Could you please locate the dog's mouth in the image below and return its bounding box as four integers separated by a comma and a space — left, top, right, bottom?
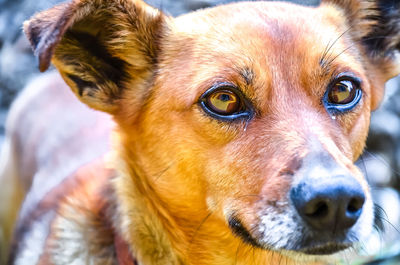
228, 216, 264, 248
300, 243, 350, 255
228, 215, 351, 255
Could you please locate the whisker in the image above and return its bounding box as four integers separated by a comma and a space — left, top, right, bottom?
320, 39, 332, 66
363, 150, 400, 178
320, 26, 353, 68
356, 237, 369, 256
325, 43, 357, 67
377, 215, 400, 234
321, 31, 399, 71
153, 162, 174, 183
188, 211, 214, 250
374, 203, 386, 232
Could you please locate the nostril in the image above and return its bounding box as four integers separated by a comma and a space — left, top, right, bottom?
291, 176, 366, 232
348, 198, 361, 213
346, 196, 365, 216
305, 200, 329, 219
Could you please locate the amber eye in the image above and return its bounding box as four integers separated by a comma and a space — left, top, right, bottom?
199, 84, 253, 121
324, 76, 362, 113
328, 80, 356, 104
206, 90, 241, 115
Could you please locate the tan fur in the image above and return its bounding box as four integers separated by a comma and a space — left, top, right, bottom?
0, 137, 22, 265
2, 0, 400, 264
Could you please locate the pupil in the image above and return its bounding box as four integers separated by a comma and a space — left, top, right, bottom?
337, 84, 348, 92
219, 94, 231, 101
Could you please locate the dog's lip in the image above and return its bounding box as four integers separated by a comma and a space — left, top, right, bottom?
299, 242, 350, 255
228, 215, 352, 255
228, 215, 263, 248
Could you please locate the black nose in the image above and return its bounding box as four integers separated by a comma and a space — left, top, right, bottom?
290, 176, 365, 232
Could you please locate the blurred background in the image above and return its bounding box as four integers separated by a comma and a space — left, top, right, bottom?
0, 0, 399, 264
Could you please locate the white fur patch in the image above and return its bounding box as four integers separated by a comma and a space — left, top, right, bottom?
14, 211, 55, 265
257, 202, 302, 249
255, 183, 374, 263
49, 206, 117, 265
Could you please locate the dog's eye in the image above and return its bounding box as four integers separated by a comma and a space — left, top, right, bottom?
328, 80, 356, 104
324, 76, 362, 113
199, 84, 253, 121
206, 90, 240, 115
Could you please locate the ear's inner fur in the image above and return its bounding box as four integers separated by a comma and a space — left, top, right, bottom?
60, 29, 126, 98
362, 0, 400, 57
323, 0, 400, 59
53, 11, 128, 106
24, 0, 167, 113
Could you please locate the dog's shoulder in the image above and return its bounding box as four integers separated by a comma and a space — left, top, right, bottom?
9, 157, 121, 265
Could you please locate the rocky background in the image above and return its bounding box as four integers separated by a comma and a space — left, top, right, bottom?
0, 0, 399, 263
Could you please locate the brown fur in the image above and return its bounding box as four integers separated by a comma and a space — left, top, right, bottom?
1, 0, 400, 264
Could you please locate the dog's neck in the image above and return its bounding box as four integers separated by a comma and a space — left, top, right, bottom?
111, 138, 320, 265
111, 149, 184, 264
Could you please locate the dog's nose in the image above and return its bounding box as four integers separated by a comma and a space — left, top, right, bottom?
290, 176, 365, 232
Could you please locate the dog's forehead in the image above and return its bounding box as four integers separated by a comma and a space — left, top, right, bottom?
168, 2, 354, 77
161, 2, 358, 103
174, 1, 345, 44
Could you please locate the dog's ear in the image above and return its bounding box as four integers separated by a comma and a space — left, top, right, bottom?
24, 0, 167, 113
321, 0, 400, 109
322, 0, 400, 79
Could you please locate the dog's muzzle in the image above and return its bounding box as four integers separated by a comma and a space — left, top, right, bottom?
226, 151, 370, 256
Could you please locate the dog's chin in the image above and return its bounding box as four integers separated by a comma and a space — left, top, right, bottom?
276, 248, 350, 264
228, 216, 352, 258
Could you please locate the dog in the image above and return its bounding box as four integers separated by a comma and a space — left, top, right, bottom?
1, 0, 400, 264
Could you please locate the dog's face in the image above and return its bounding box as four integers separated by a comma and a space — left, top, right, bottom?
25, 0, 400, 263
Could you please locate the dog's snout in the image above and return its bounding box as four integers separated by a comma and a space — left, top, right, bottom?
290, 176, 365, 232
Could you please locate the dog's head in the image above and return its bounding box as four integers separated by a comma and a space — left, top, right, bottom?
24, 0, 400, 262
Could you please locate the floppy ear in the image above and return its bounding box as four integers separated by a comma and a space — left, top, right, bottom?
24, 0, 167, 113
322, 0, 400, 78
